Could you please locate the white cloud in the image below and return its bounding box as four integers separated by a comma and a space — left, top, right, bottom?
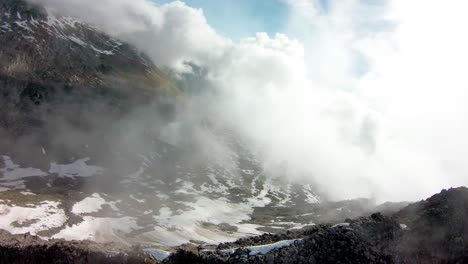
29, 0, 468, 202
29, 0, 229, 72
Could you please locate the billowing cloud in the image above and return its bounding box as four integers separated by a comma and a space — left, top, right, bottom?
28, 0, 468, 202
28, 0, 229, 72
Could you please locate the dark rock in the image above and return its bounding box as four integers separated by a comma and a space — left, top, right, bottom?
0, 230, 156, 263
165, 187, 468, 264
393, 187, 468, 263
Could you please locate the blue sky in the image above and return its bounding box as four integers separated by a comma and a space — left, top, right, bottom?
152, 0, 290, 40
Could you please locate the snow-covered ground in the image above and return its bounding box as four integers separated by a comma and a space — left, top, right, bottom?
49, 158, 103, 178
0, 156, 46, 190
141, 196, 264, 246
0, 156, 104, 191
0, 153, 322, 246
0, 201, 66, 235
53, 216, 139, 242
71, 193, 107, 214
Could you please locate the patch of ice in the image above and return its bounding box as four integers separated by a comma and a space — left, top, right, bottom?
218, 239, 301, 256
144, 249, 171, 262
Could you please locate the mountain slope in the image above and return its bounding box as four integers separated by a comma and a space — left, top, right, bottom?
0, 0, 178, 138
0, 0, 403, 249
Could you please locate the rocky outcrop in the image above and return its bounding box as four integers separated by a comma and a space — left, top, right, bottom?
163, 214, 398, 264
163, 187, 468, 264
0, 230, 157, 264
393, 187, 468, 263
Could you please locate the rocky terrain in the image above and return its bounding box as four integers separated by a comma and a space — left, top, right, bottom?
161, 187, 468, 264
0, 187, 466, 263
0, 230, 155, 264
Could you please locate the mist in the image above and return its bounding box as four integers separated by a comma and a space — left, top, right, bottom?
26, 0, 468, 203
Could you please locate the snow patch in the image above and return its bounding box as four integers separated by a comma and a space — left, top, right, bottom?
14, 20, 33, 32
90, 45, 114, 55
129, 194, 145, 203
289, 223, 315, 230
1, 156, 47, 178
0, 201, 66, 235
49, 158, 103, 178
304, 184, 321, 204
68, 35, 87, 46
20, 191, 35, 196
72, 193, 107, 214
145, 196, 261, 246
53, 216, 138, 242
